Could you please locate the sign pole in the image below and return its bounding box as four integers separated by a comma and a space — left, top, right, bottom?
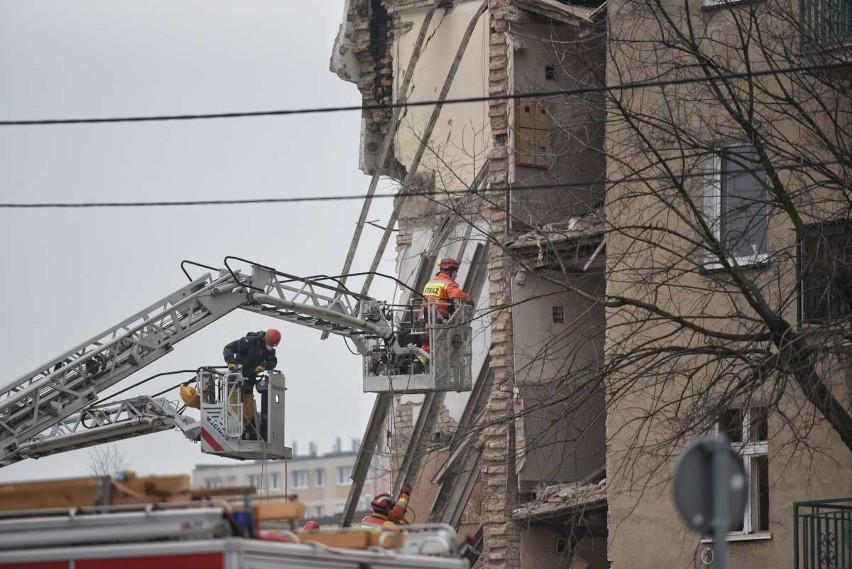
711, 438, 730, 569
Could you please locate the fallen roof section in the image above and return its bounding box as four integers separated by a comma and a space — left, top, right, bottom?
512, 479, 607, 523
514, 0, 606, 25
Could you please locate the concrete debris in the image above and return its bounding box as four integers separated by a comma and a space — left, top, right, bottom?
512, 479, 607, 520
512, 210, 606, 248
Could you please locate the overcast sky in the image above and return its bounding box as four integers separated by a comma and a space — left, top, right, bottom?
0, 2, 399, 482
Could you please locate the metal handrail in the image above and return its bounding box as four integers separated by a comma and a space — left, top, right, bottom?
793, 497, 852, 569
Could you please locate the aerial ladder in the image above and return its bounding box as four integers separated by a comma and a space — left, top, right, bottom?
0, 257, 473, 468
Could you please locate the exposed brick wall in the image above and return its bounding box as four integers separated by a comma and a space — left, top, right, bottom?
392, 398, 418, 471
348, 0, 394, 134
481, 1, 521, 568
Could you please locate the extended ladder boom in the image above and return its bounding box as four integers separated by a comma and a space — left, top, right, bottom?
0, 262, 398, 466
11, 396, 198, 464
0, 271, 247, 465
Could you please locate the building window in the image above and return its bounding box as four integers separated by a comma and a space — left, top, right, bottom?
248, 474, 263, 492
552, 306, 564, 324
799, 220, 852, 323
270, 472, 280, 491
704, 146, 769, 266
544, 65, 556, 81
315, 468, 326, 487
514, 99, 552, 168
204, 478, 220, 489
334, 502, 346, 514
315, 505, 325, 518
292, 470, 309, 489
801, 0, 852, 47
719, 407, 770, 534
337, 465, 353, 485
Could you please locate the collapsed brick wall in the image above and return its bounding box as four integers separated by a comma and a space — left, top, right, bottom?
347, 0, 395, 139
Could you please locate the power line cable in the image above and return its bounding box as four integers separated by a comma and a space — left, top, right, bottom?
0, 62, 847, 127
0, 156, 840, 209
0, 159, 840, 209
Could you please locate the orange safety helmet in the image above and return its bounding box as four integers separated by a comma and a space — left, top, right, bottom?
438, 258, 461, 272
265, 328, 282, 346
370, 492, 393, 515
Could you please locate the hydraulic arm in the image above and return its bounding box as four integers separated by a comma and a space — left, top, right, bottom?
0, 259, 466, 467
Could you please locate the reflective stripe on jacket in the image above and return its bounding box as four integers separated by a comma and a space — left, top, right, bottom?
422, 272, 471, 318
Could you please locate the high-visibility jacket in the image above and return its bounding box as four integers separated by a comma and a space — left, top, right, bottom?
422, 272, 472, 319
361, 490, 410, 529
360, 514, 400, 529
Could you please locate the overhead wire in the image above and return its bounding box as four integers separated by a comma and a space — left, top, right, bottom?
0, 159, 842, 209
0, 62, 847, 127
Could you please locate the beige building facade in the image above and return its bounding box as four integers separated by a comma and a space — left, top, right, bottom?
192, 438, 389, 525
604, 0, 852, 567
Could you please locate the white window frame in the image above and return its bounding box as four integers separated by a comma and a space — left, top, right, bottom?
703, 149, 770, 269
204, 478, 220, 489
248, 474, 263, 492
315, 468, 326, 487
292, 470, 309, 489
702, 0, 747, 6
337, 465, 353, 486
715, 407, 771, 537
270, 472, 280, 491
314, 504, 325, 518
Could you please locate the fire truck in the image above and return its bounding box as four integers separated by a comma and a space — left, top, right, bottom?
0, 500, 471, 568
0, 257, 474, 467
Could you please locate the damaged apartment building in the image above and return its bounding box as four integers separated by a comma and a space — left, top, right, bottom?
334, 1, 852, 569
331, 1, 608, 568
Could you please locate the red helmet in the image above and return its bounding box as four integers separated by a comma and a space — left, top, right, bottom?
439, 258, 461, 272
304, 520, 320, 530
370, 492, 393, 514
265, 329, 281, 346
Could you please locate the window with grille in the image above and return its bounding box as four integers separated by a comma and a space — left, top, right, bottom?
801, 0, 852, 47
799, 220, 852, 323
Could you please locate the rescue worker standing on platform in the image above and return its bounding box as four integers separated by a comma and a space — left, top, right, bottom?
223, 328, 280, 439
422, 258, 473, 319
416, 258, 473, 372
361, 484, 413, 529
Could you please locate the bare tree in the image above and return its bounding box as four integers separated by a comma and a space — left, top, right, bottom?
87, 443, 131, 477
600, 0, 851, 463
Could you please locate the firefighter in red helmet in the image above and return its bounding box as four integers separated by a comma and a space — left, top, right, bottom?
222, 329, 281, 439
361, 484, 413, 529
415, 258, 473, 372
422, 258, 473, 320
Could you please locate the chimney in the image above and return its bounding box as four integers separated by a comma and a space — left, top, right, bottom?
351, 438, 361, 452
291, 441, 298, 457
334, 437, 342, 453
309, 442, 317, 457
